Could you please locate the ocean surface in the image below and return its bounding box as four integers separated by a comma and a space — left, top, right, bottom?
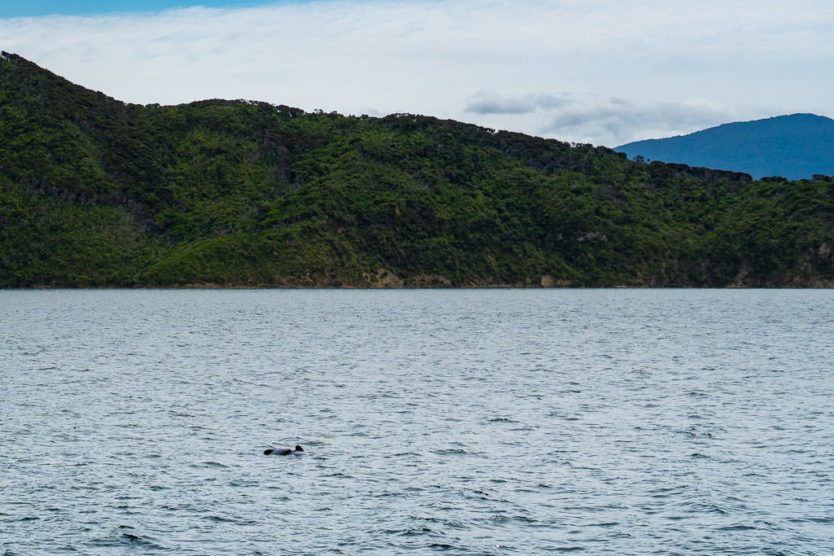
1, 289, 832, 554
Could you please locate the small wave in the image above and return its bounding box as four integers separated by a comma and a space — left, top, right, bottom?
487, 417, 518, 423
467, 488, 493, 499
120, 533, 161, 547
788, 516, 834, 524
411, 515, 467, 530
716, 524, 757, 531
386, 526, 434, 537
676, 426, 715, 439
373, 491, 406, 499
648, 485, 688, 498
228, 479, 261, 488
206, 515, 258, 525
206, 515, 236, 523
698, 503, 727, 515
485, 513, 539, 528
88, 526, 166, 550
201, 461, 228, 468
433, 448, 467, 455
589, 522, 619, 528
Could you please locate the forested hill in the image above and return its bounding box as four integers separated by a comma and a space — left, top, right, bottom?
1, 52, 832, 288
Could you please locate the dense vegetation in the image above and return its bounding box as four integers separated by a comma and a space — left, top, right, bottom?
1, 52, 832, 287
616, 113, 834, 180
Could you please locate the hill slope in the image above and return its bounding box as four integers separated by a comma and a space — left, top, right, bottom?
1, 52, 832, 287
616, 114, 834, 180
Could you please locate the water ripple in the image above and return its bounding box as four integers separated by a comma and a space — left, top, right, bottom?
2, 289, 833, 554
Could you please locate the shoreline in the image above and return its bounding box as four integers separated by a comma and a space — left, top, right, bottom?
11, 282, 834, 290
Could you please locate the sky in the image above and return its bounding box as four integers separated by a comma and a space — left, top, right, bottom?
1, 0, 832, 146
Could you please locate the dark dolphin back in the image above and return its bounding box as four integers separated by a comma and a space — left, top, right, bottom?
264, 445, 304, 456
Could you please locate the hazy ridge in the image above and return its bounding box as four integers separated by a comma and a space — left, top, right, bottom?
616, 114, 834, 180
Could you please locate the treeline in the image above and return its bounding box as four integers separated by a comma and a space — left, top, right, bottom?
1, 52, 832, 287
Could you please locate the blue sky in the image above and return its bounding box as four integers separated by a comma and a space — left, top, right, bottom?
2, 0, 832, 146
0, 1, 277, 17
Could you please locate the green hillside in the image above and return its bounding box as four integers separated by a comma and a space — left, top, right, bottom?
1, 52, 832, 287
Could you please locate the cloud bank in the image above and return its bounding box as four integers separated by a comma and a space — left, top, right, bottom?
465, 92, 574, 116
466, 92, 738, 146
1, 0, 832, 145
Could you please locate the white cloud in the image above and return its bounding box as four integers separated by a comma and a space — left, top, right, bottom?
538, 96, 741, 147
460, 92, 742, 146
1, 0, 832, 145
465, 91, 575, 115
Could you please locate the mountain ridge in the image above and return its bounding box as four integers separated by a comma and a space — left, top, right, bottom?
615, 114, 834, 180
1, 52, 832, 287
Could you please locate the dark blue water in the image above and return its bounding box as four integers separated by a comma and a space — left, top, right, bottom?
2, 289, 833, 554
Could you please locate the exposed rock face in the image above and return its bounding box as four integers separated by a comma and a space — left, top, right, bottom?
366, 268, 404, 288
409, 275, 453, 287
540, 275, 571, 287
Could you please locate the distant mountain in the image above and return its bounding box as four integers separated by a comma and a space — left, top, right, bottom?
616, 114, 834, 180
